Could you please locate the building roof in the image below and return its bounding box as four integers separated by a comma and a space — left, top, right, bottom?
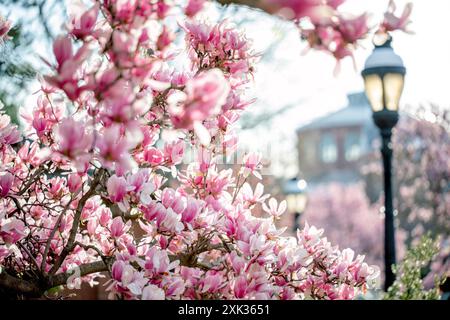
296, 92, 373, 133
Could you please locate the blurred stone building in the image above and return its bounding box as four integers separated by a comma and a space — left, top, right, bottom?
279, 92, 383, 234
296, 92, 378, 187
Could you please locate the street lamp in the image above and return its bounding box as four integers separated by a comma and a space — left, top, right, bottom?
361, 33, 406, 291
283, 178, 308, 232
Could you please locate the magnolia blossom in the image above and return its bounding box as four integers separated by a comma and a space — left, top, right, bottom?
54, 118, 93, 167
0, 172, 13, 198
0, 104, 21, 148
262, 198, 287, 219
381, 0, 413, 33
142, 284, 165, 300
0, 15, 11, 41
0, 209, 25, 244
169, 69, 230, 130
185, 0, 206, 17
44, 35, 91, 100
69, 4, 99, 39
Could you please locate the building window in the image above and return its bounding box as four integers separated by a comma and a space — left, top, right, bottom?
344, 132, 361, 161
320, 133, 337, 163
303, 138, 316, 165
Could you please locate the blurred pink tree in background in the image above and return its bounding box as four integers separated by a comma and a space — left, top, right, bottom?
301, 183, 406, 269
302, 107, 449, 288
362, 107, 450, 244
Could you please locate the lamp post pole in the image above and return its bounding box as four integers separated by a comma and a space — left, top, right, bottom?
374, 111, 399, 291
381, 129, 396, 291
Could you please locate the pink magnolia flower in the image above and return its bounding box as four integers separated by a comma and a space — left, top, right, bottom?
142, 284, 165, 300
47, 177, 66, 199
233, 275, 248, 298
69, 4, 99, 39
169, 69, 230, 130
107, 175, 132, 212
55, 118, 93, 163
67, 173, 83, 193
0, 172, 14, 197
338, 13, 369, 43
163, 277, 185, 298
241, 152, 263, 179
205, 169, 233, 198
181, 197, 203, 224
142, 201, 166, 222
99, 208, 112, 227
262, 0, 323, 20
0, 15, 11, 41
143, 147, 164, 166
262, 198, 287, 219
20, 95, 64, 142
237, 234, 269, 257
96, 125, 134, 170
44, 35, 91, 100
0, 216, 26, 244
145, 247, 179, 275
159, 208, 184, 233
156, 25, 175, 51
87, 217, 98, 236
0, 112, 21, 147
240, 183, 270, 206
161, 188, 186, 214
381, 0, 413, 33
200, 271, 223, 293
110, 216, 129, 238
297, 222, 324, 247
229, 251, 246, 274
109, 260, 148, 297
185, 0, 206, 17
163, 139, 185, 166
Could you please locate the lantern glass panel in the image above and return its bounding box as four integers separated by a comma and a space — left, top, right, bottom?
364, 74, 384, 112
383, 73, 404, 111
286, 194, 297, 213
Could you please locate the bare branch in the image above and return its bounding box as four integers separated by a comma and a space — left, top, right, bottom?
0, 272, 41, 297
217, 0, 276, 14
49, 169, 106, 275
49, 260, 109, 288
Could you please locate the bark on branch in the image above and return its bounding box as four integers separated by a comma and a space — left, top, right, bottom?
49, 260, 110, 288
0, 271, 41, 297
49, 169, 106, 275
216, 0, 277, 14
0, 260, 110, 298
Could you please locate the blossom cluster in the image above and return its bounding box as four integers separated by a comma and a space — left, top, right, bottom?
291, 0, 413, 63
0, 0, 379, 300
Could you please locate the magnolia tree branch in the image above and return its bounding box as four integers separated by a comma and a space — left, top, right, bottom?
49, 260, 110, 288
0, 260, 109, 297
48, 169, 106, 275
217, 0, 276, 14
0, 271, 41, 297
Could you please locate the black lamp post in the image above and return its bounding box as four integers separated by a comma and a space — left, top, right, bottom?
283, 178, 308, 232
361, 33, 406, 291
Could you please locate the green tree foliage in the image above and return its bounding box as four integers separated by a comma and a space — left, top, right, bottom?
384, 235, 443, 300
0, 0, 65, 124
0, 23, 35, 124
